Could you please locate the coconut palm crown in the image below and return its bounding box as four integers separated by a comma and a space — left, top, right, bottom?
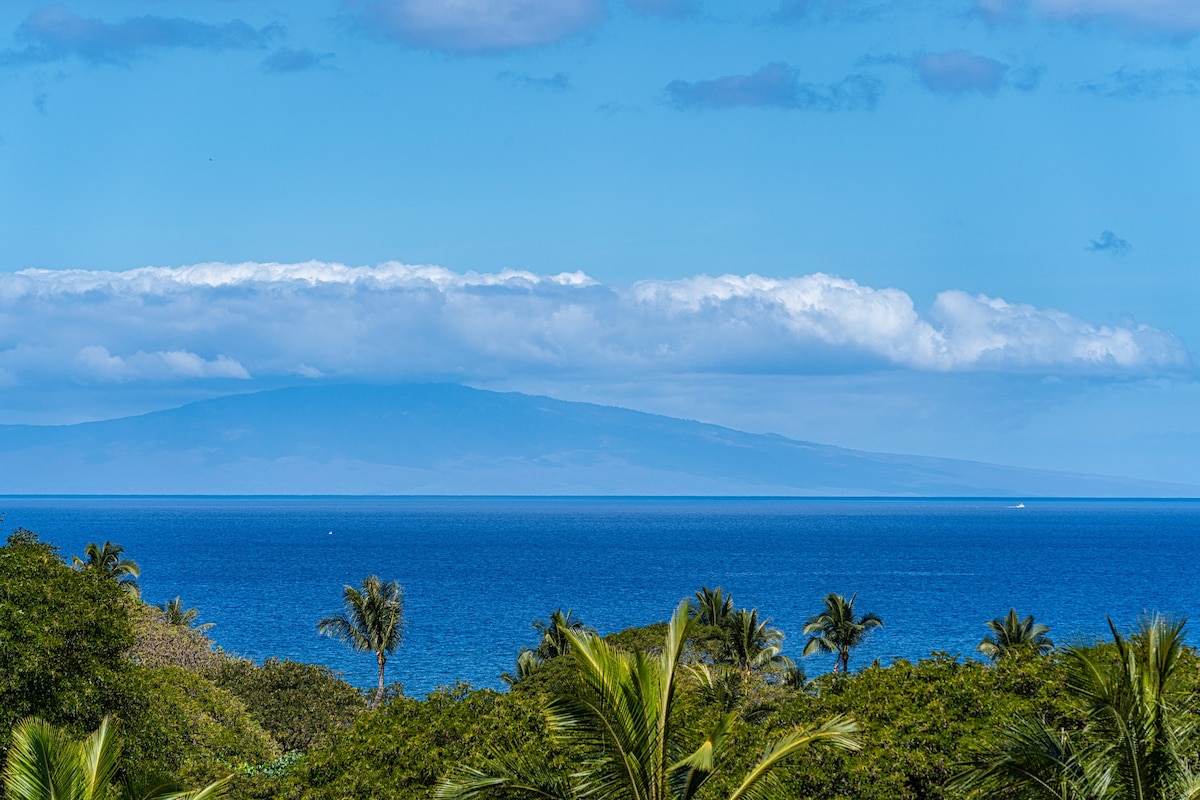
692, 586, 735, 627
317, 575, 404, 707
159, 597, 215, 634
532, 609, 594, 660
72, 541, 141, 598
977, 609, 1054, 661
802, 592, 882, 674
721, 607, 792, 675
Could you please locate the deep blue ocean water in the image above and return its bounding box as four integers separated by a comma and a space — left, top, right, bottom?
3, 497, 1199, 695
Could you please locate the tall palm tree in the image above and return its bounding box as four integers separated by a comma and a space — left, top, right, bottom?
953, 615, 1200, 800
802, 593, 882, 674
73, 541, 141, 598
3, 716, 228, 800
532, 609, 594, 660
692, 586, 735, 627
317, 575, 404, 707
159, 597, 215, 634
720, 607, 792, 675
977, 609, 1054, 661
437, 600, 860, 800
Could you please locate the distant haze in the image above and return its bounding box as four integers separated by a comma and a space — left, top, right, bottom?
0, 384, 1193, 497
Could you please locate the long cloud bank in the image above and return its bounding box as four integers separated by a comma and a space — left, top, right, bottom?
0, 262, 1187, 387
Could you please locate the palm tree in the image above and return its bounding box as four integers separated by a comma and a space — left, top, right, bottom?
692, 586, 735, 626
720, 607, 792, 675
73, 541, 141, 598
802, 592, 882, 674
501, 650, 544, 687
3, 716, 228, 800
159, 597, 215, 633
437, 600, 860, 800
953, 614, 1200, 800
317, 575, 404, 707
977, 609, 1054, 661
532, 609, 594, 660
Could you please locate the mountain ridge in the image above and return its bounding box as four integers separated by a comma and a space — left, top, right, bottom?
0, 383, 1194, 497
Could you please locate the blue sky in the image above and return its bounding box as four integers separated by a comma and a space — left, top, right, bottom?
1, 0, 1198, 485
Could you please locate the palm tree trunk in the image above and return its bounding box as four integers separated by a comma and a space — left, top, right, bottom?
375, 651, 387, 707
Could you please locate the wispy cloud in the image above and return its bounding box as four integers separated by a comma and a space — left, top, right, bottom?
0, 263, 1185, 390
771, 0, 895, 25
1079, 64, 1200, 98
75, 346, 250, 382
341, 0, 604, 54
1087, 230, 1133, 256
261, 47, 334, 73
497, 70, 571, 91
974, 0, 1200, 39
666, 63, 882, 111
0, 5, 282, 68
625, 0, 695, 18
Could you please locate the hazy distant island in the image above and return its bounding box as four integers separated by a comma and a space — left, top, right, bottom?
0, 383, 1195, 497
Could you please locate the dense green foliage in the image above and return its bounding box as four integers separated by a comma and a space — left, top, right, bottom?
0, 532, 135, 745
210, 659, 365, 753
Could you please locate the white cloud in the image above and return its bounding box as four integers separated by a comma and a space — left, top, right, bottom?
0, 262, 1187, 388
342, 0, 604, 53
74, 346, 250, 382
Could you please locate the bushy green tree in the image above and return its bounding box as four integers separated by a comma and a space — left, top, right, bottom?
0, 531, 135, 744
210, 658, 365, 753
280, 685, 561, 800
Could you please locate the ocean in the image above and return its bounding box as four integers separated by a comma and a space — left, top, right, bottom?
3, 496, 1198, 695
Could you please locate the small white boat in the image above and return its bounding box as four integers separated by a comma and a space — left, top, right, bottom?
1008, 502, 1026, 509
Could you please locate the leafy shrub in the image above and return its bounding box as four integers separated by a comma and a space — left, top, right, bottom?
211, 658, 366, 752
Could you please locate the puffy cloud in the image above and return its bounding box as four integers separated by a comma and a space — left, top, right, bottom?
0, 5, 282, 67
666, 63, 883, 111
859, 50, 1040, 97
914, 49, 1009, 95
0, 262, 1186, 389
341, 0, 604, 54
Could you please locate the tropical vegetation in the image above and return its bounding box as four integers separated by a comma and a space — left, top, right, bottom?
7, 525, 1200, 800
73, 540, 142, 598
